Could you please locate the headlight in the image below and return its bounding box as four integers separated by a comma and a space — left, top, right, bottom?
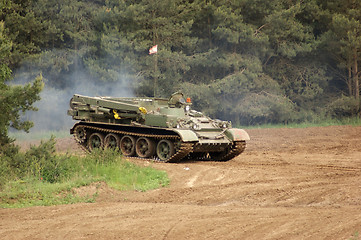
218, 121, 230, 128
185, 105, 190, 112
192, 124, 200, 130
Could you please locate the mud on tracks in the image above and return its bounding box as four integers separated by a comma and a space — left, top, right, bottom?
2, 125, 361, 239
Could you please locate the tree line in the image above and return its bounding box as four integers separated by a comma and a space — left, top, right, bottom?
1, 0, 360, 129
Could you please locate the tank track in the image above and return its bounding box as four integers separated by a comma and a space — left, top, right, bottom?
166, 142, 193, 163
189, 141, 246, 162
216, 141, 246, 161
73, 124, 193, 163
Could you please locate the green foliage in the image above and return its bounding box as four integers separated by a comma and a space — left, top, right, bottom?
264, 3, 315, 58
0, 74, 43, 148
24, 137, 75, 183
0, 19, 43, 151
319, 0, 361, 112
0, 136, 75, 185
326, 95, 360, 118
0, 138, 170, 207
237, 92, 297, 125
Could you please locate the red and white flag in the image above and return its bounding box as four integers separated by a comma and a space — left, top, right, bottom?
149, 45, 157, 55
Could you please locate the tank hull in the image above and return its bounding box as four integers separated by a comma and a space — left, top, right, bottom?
68, 92, 249, 162
71, 121, 247, 162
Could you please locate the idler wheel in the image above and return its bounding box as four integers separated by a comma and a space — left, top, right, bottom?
120, 135, 136, 156
156, 139, 175, 161
88, 132, 105, 151
136, 137, 155, 158
74, 126, 86, 143
104, 133, 121, 150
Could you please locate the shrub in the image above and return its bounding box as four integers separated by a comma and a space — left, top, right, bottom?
22, 136, 77, 183
237, 92, 297, 125
0, 136, 77, 186
326, 96, 360, 118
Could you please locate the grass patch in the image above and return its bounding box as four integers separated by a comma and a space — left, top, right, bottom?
9, 130, 70, 141
0, 138, 169, 208
0, 179, 96, 208
241, 116, 361, 129
81, 149, 169, 192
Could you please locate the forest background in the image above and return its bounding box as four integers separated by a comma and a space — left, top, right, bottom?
1, 0, 361, 132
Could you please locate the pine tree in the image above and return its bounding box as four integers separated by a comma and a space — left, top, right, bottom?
0, 0, 60, 68
324, 0, 361, 114
0, 21, 43, 152
26, 0, 102, 89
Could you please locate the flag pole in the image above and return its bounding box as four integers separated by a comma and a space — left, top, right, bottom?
154, 53, 157, 97
149, 45, 158, 97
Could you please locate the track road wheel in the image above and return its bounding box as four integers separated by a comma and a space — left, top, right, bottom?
104, 133, 120, 150
136, 137, 155, 158
88, 133, 104, 151
157, 139, 175, 162
120, 135, 136, 156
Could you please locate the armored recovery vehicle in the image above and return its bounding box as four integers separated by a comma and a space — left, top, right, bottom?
68, 92, 250, 162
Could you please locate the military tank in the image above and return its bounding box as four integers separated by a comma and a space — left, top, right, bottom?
67, 92, 250, 162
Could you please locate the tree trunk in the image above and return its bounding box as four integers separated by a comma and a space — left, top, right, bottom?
348, 66, 352, 96
353, 51, 360, 116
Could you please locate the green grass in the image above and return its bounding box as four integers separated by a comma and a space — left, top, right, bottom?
80, 150, 169, 192
9, 130, 70, 141
0, 141, 169, 208
0, 178, 97, 208
240, 116, 361, 129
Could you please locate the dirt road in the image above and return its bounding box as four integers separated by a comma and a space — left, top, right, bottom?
1, 126, 361, 239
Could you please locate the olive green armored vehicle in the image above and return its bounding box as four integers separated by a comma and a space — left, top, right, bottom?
68, 92, 250, 162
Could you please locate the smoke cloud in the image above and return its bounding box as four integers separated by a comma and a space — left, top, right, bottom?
13, 60, 134, 133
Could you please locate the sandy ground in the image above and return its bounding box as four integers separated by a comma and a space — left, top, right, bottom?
1, 126, 361, 239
